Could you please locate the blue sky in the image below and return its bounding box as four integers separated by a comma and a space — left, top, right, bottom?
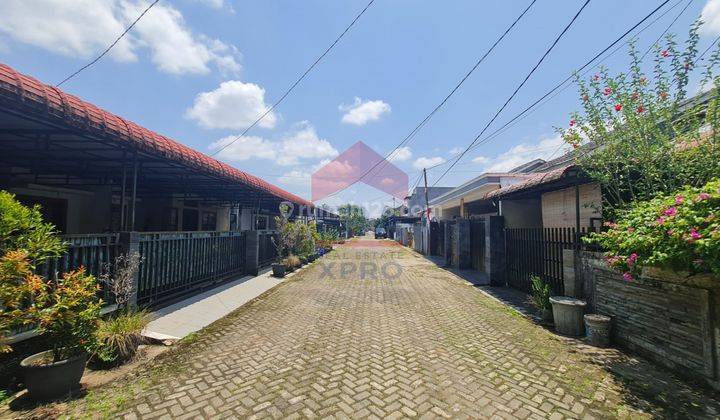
2, 0, 720, 216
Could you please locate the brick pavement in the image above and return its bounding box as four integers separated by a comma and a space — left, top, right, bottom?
52, 243, 719, 419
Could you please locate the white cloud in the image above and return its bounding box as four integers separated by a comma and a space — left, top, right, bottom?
413, 156, 446, 170
0, 0, 240, 76
472, 155, 489, 164
277, 170, 310, 186
209, 122, 338, 166
192, 0, 224, 9
186, 80, 276, 130
207, 135, 276, 161
389, 146, 412, 162
448, 147, 463, 155
276, 122, 338, 166
339, 97, 391, 126
476, 134, 567, 173
701, 0, 720, 36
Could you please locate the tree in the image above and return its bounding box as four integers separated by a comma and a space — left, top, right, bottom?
338, 204, 369, 236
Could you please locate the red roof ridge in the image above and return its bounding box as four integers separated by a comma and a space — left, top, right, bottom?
0, 63, 312, 207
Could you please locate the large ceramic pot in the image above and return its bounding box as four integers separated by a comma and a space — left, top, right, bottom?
549, 296, 587, 336
272, 263, 286, 278
21, 351, 87, 401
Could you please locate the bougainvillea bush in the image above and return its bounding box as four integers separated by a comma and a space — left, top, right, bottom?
586, 178, 720, 279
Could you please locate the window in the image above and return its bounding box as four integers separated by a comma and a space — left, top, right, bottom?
255, 215, 268, 230
163, 207, 178, 231
201, 211, 217, 231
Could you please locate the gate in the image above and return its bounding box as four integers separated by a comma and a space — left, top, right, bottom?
505, 227, 590, 294
469, 219, 485, 271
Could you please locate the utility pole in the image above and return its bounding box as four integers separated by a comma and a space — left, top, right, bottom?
423, 168, 430, 224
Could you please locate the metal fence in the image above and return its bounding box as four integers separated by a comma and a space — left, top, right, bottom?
258, 230, 278, 267
505, 227, 593, 295
136, 231, 246, 307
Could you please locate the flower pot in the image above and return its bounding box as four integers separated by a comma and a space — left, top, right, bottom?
286, 264, 295, 273
21, 351, 87, 401
549, 296, 587, 336
272, 263, 286, 278
584, 314, 612, 347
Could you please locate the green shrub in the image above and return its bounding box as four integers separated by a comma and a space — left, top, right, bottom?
0, 191, 101, 360
530, 275, 552, 311
92, 311, 148, 366
585, 178, 720, 279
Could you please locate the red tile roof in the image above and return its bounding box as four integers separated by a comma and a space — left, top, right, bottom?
484, 164, 576, 199
0, 63, 312, 207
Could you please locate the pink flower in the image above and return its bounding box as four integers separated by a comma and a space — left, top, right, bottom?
593, 74, 600, 81
614, 104, 623, 112
656, 217, 666, 225
675, 195, 684, 205
583, 94, 589, 102
661, 50, 669, 57
627, 227, 635, 233
667, 229, 675, 236
697, 192, 711, 201
627, 253, 638, 267
664, 206, 677, 217
623, 272, 634, 281
569, 119, 576, 127
604, 87, 612, 96
690, 229, 702, 240
660, 91, 668, 100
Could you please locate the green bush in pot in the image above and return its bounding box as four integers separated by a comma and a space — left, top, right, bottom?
0, 191, 102, 400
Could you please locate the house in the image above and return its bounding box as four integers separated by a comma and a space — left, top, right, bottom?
0, 63, 315, 307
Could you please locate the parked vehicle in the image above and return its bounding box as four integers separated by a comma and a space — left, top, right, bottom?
374, 227, 387, 239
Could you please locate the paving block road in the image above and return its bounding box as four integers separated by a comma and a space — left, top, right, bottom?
44, 239, 720, 419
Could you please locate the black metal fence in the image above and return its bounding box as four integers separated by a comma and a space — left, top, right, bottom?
470, 219, 485, 272
258, 230, 278, 267
136, 231, 246, 307
505, 227, 593, 295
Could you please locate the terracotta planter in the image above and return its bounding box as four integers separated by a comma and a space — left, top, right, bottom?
272, 263, 286, 278
550, 296, 586, 336
584, 314, 612, 347
21, 351, 87, 401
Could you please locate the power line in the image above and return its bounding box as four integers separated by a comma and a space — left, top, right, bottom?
318, 0, 538, 201
433, 0, 592, 186
211, 0, 376, 157
460, 0, 673, 157
640, 0, 693, 61
57, 0, 160, 87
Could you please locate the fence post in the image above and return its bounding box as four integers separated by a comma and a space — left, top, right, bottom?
118, 231, 140, 308
245, 230, 260, 276
455, 219, 471, 269
485, 216, 506, 286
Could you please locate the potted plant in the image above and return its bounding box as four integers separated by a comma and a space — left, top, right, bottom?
529, 275, 553, 322
284, 255, 300, 272
271, 216, 295, 278
0, 192, 102, 401
92, 252, 148, 368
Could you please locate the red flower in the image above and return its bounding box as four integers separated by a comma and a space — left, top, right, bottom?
661, 50, 669, 57
593, 74, 600, 81
614, 103, 623, 112
637, 105, 645, 114
569, 119, 576, 127
572, 143, 579, 149
582, 94, 589, 102
631, 92, 638, 100
660, 91, 668, 100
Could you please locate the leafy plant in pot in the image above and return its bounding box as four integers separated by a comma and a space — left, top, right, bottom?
530, 275, 553, 322
91, 252, 148, 368
271, 216, 296, 278
0, 191, 102, 401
